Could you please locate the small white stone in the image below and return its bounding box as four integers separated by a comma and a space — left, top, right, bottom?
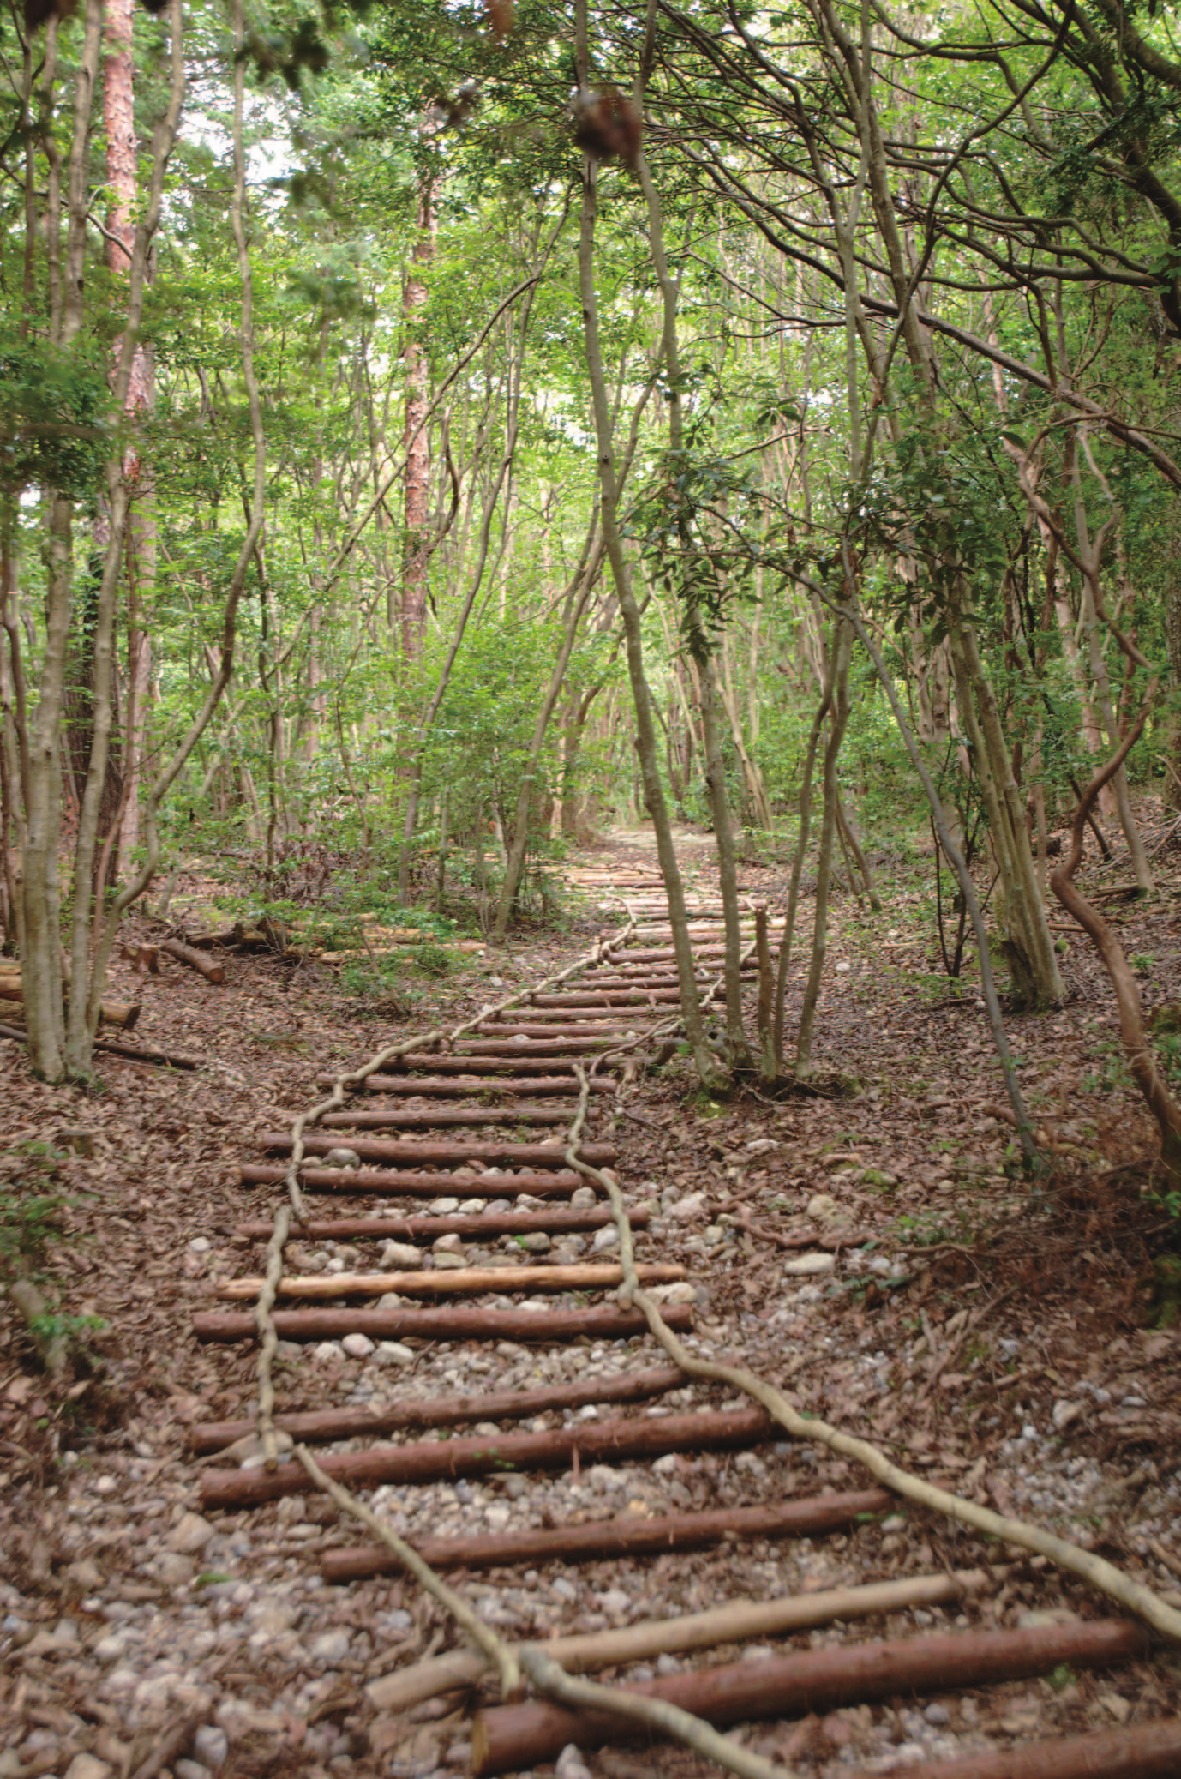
591, 1225, 619, 1252
650, 1280, 695, 1304
176, 1761, 211, 1779
94, 1474, 118, 1495
380, 1241, 422, 1269
669, 1192, 706, 1222
805, 1192, 841, 1225
311, 1340, 344, 1363
168, 1511, 215, 1555
193, 1725, 228, 1768
784, 1251, 836, 1275
745, 1137, 778, 1155
376, 1341, 415, 1365
324, 1148, 360, 1168
571, 1186, 598, 1208
433, 1250, 467, 1269
429, 1197, 460, 1215
189, 1236, 211, 1253
342, 1333, 375, 1359
459, 1198, 487, 1213
555, 1747, 593, 1779
309, 1628, 353, 1665
598, 1589, 630, 1617
65, 1757, 112, 1779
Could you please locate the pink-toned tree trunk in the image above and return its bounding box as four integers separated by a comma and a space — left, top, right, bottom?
105, 0, 154, 869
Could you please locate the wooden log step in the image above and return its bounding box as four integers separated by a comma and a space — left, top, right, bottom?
239, 1164, 585, 1197
234, 1206, 634, 1242
193, 1301, 693, 1349
318, 1105, 574, 1129
258, 1134, 616, 1167
215, 1261, 685, 1301
470, 1620, 1150, 1777
368, 1566, 996, 1714
889, 1720, 1181, 1779
528, 991, 682, 1008
454, 1037, 623, 1056
325, 1489, 891, 1583
621, 947, 729, 964
392, 1054, 595, 1075
198, 1401, 762, 1509
483, 1017, 647, 1031
191, 1364, 685, 1455
322, 1074, 614, 1096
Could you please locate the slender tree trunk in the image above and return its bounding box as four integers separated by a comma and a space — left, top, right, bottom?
401, 172, 435, 657
493, 536, 602, 941
571, 42, 712, 1082
700, 658, 748, 1061
796, 619, 852, 1074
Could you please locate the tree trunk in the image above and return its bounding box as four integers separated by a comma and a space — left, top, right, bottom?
401, 172, 435, 658
571, 65, 713, 1082
796, 617, 852, 1074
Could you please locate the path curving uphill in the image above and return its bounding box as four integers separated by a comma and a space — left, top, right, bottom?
185, 847, 1181, 1779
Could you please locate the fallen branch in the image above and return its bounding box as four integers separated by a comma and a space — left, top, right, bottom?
200, 1403, 768, 1510
0, 1021, 197, 1070
195, 1301, 691, 1347
887, 1717, 1181, 1779
239, 1163, 585, 1196
232, 1205, 645, 1240
191, 1363, 684, 1454
328, 1489, 892, 1585
471, 1618, 1148, 1775
160, 937, 226, 984
366, 1560, 981, 1711
215, 1261, 684, 1300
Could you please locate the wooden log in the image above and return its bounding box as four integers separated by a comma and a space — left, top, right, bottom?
470, 1620, 1150, 1776
888, 1720, 1181, 1779
454, 1037, 622, 1056
193, 1300, 693, 1350
529, 991, 682, 1007
0, 1022, 197, 1069
390, 1054, 592, 1075
368, 1562, 990, 1713
191, 1364, 686, 1454
328, 1489, 891, 1584
489, 1008, 647, 1025
214, 1261, 685, 1301
160, 937, 226, 984
321, 1074, 613, 1096
319, 1105, 573, 1129
258, 1133, 616, 1167
199, 1401, 762, 1509
239, 1164, 585, 1197
472, 1021, 637, 1037
233, 1206, 644, 1241
0, 980, 140, 1029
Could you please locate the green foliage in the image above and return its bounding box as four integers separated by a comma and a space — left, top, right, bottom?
0, 337, 109, 501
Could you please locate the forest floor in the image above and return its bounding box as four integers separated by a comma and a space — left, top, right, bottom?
1, 819, 1180, 1779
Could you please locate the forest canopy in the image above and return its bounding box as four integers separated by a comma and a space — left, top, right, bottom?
2, 0, 1181, 1131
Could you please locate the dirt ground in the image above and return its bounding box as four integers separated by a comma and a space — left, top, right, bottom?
1, 822, 1179, 1779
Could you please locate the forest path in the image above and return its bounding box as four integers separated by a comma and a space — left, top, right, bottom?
2, 834, 1179, 1778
